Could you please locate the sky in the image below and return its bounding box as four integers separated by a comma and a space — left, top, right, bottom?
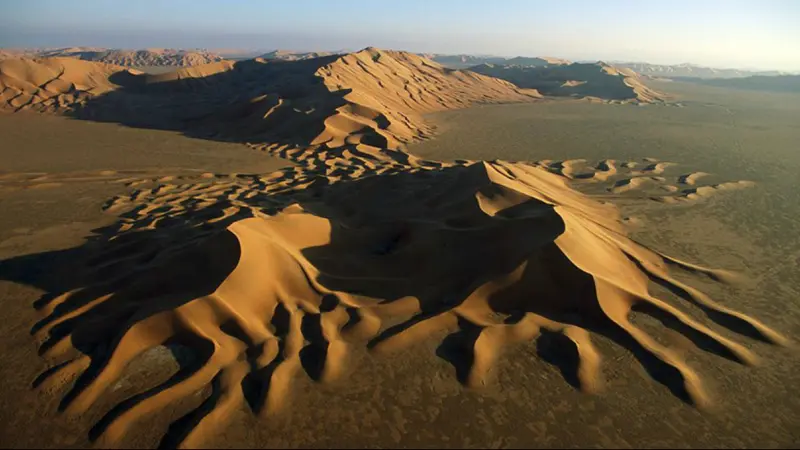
1, 0, 799, 71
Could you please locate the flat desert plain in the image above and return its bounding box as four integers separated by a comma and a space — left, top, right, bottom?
0, 56, 798, 449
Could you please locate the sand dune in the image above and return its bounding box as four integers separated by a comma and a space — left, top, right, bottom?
539, 158, 754, 203
0, 57, 136, 113
656, 181, 758, 204
609, 176, 666, 193
4, 46, 786, 448
29, 152, 786, 447
679, 172, 710, 185
469, 62, 667, 103
1, 49, 539, 149
31, 48, 225, 67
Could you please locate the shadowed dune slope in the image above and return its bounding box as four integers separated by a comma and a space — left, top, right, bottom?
0, 48, 540, 148
469, 62, 666, 103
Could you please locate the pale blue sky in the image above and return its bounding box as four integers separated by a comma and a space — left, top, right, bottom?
1, 0, 798, 70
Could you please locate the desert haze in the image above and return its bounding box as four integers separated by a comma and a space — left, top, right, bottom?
1, 8, 800, 448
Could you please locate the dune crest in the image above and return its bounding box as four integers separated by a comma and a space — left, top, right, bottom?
32, 155, 785, 447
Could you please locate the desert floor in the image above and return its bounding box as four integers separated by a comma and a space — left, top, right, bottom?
1, 80, 799, 448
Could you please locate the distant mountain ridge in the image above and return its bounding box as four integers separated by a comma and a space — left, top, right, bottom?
423, 54, 571, 69
257, 50, 340, 61
674, 74, 800, 93
420, 54, 791, 79
612, 62, 787, 79
1, 47, 224, 67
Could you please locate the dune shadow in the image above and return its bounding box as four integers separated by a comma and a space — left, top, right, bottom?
536, 329, 582, 390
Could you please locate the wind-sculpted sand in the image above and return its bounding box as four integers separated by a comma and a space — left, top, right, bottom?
30, 150, 786, 447
4, 47, 787, 448
0, 57, 133, 112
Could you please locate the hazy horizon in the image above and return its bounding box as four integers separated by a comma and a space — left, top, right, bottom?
1, 0, 799, 72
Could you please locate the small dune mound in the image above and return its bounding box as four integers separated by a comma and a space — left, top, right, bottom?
658, 181, 757, 203
609, 176, 666, 193
679, 172, 710, 185
468, 61, 667, 103
542, 158, 618, 181
536, 158, 755, 203
31, 158, 785, 447
632, 161, 676, 175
